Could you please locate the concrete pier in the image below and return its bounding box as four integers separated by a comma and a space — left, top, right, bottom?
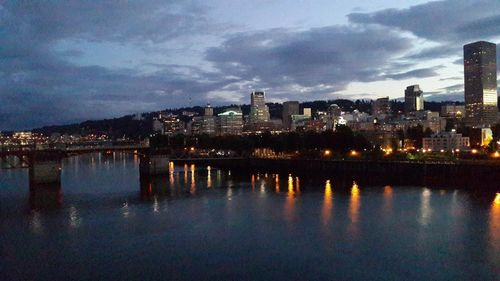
29, 151, 63, 185
139, 154, 170, 176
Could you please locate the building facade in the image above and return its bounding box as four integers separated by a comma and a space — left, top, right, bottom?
405, 85, 424, 114
249, 91, 270, 123
372, 97, 391, 117
217, 108, 243, 135
464, 41, 498, 127
441, 104, 465, 119
282, 101, 300, 130
422, 131, 470, 152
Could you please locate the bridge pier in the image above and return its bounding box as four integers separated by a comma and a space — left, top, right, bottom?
29, 151, 63, 185
139, 154, 170, 176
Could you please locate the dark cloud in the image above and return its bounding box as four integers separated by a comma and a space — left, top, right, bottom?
0, 0, 220, 130
348, 0, 500, 43
384, 66, 442, 80
348, 0, 500, 65
406, 46, 461, 60
439, 76, 462, 81
206, 26, 412, 93
0, 1, 210, 44
440, 83, 464, 92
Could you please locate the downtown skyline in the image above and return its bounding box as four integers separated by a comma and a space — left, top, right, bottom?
1, 0, 500, 130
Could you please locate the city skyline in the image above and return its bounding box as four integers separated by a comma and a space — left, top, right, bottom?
1, 0, 500, 130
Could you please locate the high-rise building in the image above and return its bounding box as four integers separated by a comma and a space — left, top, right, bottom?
217, 108, 243, 135
404, 85, 424, 114
282, 101, 300, 130
464, 41, 498, 127
249, 91, 270, 123
372, 97, 391, 117
204, 103, 214, 116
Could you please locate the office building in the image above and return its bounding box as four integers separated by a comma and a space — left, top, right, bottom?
249, 91, 270, 123
204, 103, 214, 117
422, 131, 470, 152
282, 101, 300, 130
372, 97, 391, 117
217, 108, 243, 135
464, 41, 498, 127
303, 108, 312, 117
405, 85, 424, 114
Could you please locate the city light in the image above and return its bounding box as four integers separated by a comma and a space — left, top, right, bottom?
324, 150, 331, 156
351, 181, 360, 196
350, 150, 358, 157
472, 149, 478, 154
492, 151, 500, 158
495, 193, 500, 205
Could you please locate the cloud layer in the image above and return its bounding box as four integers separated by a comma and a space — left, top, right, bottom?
1, 0, 500, 129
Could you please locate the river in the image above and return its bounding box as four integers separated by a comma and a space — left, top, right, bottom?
1, 153, 499, 280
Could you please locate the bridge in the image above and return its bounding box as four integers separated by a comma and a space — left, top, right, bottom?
1, 144, 244, 191
0, 144, 148, 169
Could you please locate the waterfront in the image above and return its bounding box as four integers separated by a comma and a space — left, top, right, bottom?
1, 153, 499, 280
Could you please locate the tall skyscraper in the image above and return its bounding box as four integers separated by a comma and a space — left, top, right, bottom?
404, 85, 424, 114
464, 41, 498, 127
250, 91, 270, 123
282, 101, 299, 130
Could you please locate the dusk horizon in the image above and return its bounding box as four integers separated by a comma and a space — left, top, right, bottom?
2, 0, 500, 130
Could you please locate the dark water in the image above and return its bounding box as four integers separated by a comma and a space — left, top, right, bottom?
1, 153, 499, 281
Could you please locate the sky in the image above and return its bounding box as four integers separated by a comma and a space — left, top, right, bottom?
1, 0, 500, 130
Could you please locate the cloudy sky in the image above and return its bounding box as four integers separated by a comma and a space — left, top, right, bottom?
1, 0, 500, 130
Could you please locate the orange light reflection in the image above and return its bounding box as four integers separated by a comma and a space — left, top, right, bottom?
322, 180, 333, 225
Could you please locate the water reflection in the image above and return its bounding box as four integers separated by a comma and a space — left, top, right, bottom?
349, 182, 360, 223
284, 175, 296, 222
383, 185, 393, 219
207, 166, 212, 189
30, 211, 43, 234
275, 174, 280, 193
322, 180, 333, 225
122, 201, 130, 218
491, 193, 500, 252
190, 164, 196, 194
419, 188, 432, 226
29, 184, 63, 210
347, 181, 361, 238
69, 205, 81, 228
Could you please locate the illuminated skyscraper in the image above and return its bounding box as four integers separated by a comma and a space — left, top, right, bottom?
404, 85, 424, 114
250, 91, 270, 123
464, 41, 498, 127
